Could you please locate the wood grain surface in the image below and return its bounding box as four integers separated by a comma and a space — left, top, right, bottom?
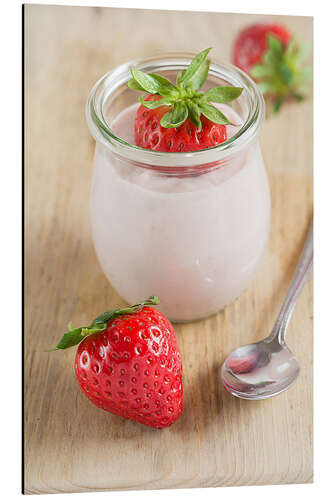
24, 5, 313, 494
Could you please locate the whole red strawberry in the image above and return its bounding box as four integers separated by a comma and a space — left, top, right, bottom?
233, 24, 292, 74
47, 296, 183, 429
128, 48, 243, 152
233, 24, 312, 112
134, 95, 227, 152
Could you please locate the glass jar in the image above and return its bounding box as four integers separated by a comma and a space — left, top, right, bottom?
86, 53, 270, 322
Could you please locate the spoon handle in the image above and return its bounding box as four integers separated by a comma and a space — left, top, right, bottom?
269, 221, 313, 344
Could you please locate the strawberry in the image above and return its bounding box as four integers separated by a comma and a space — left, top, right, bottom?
134, 95, 227, 152
127, 48, 243, 152
47, 296, 183, 429
233, 24, 312, 113
233, 24, 292, 74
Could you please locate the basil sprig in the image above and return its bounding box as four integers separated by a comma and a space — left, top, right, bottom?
128, 48, 243, 131
45, 296, 159, 351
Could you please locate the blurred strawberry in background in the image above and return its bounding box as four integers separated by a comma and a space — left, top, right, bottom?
233, 23, 312, 113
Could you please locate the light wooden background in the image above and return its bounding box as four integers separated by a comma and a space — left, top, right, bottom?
24, 5, 313, 495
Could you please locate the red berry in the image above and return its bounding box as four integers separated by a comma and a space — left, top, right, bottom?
74, 306, 183, 428
233, 23, 292, 74
135, 95, 227, 152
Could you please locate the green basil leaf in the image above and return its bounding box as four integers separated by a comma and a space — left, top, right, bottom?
180, 48, 211, 85
184, 59, 210, 91
198, 101, 230, 125
127, 78, 145, 91
139, 95, 173, 109
160, 101, 188, 128
203, 86, 243, 103
131, 69, 174, 95
177, 70, 185, 86
148, 74, 178, 96
186, 101, 202, 131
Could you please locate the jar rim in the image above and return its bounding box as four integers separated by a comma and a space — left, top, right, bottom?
86, 52, 265, 168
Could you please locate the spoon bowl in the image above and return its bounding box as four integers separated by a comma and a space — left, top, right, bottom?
221, 222, 312, 400
221, 340, 300, 399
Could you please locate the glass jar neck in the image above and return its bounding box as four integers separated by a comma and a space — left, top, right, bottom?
86, 53, 265, 170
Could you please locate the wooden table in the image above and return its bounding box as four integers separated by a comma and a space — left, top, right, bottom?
24, 5, 313, 494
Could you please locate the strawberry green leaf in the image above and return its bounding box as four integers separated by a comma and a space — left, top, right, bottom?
180, 48, 211, 85
198, 101, 230, 125
251, 64, 274, 79
131, 69, 174, 96
277, 62, 293, 85
184, 59, 210, 92
284, 37, 297, 59
263, 36, 283, 66
257, 81, 275, 94
52, 327, 86, 350
262, 50, 275, 67
45, 296, 160, 351
267, 34, 283, 57
160, 101, 188, 128
139, 96, 173, 109
44, 325, 107, 352
203, 86, 243, 103
92, 296, 159, 326
249, 33, 312, 114
272, 96, 284, 114
186, 101, 202, 131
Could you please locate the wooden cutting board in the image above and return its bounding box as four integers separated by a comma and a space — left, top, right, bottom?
24, 5, 313, 494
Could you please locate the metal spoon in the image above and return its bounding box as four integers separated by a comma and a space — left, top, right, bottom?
221, 222, 313, 400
